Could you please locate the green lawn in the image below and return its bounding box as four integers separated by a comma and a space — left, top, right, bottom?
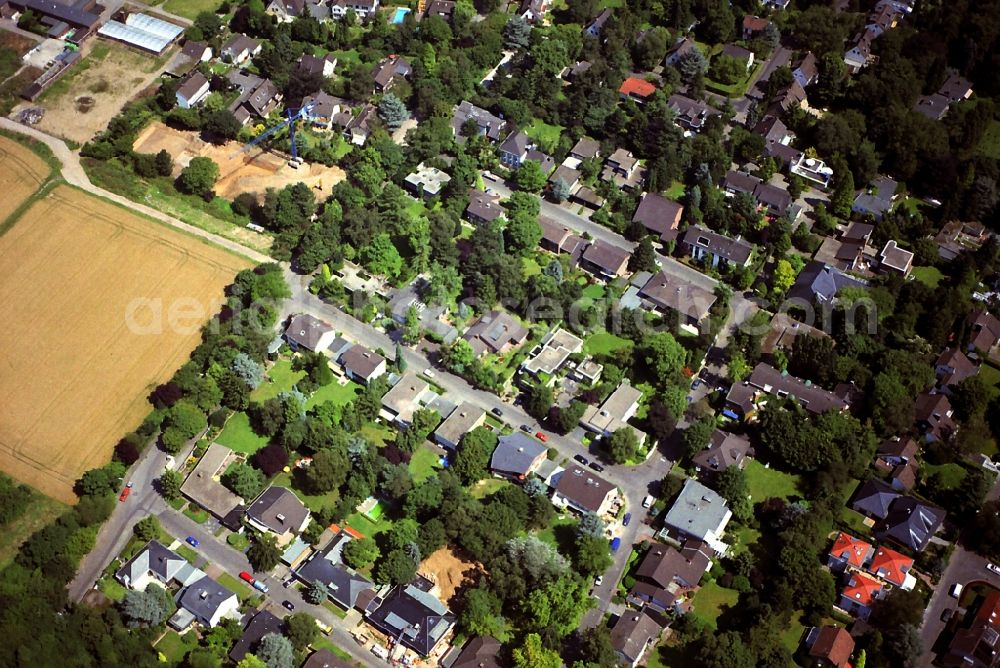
160, 0, 222, 19
780, 612, 806, 652
535, 516, 576, 549
471, 478, 511, 499
664, 181, 686, 199
227, 532, 249, 551
215, 411, 269, 454
584, 330, 634, 356
345, 509, 394, 539
322, 601, 348, 619
744, 460, 802, 503
155, 630, 196, 666
691, 581, 740, 629
408, 446, 441, 482
176, 545, 201, 563
271, 470, 335, 513
978, 120, 1000, 160
305, 379, 360, 410
252, 359, 305, 402
522, 256, 542, 278
217, 571, 254, 601
98, 576, 128, 602
582, 283, 606, 300
524, 119, 564, 153
923, 462, 966, 489
361, 423, 395, 447
979, 362, 1000, 387
311, 637, 353, 662
732, 525, 761, 550
912, 266, 944, 288
705, 61, 764, 98
839, 507, 872, 537
0, 487, 66, 568
182, 504, 210, 524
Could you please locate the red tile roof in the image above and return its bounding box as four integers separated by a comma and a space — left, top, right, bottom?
843, 573, 883, 607
830, 532, 873, 569
808, 626, 855, 668
867, 546, 913, 587
976, 591, 1000, 630
619, 77, 656, 98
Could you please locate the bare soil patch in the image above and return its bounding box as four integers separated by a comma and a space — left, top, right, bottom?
0, 185, 249, 502
133, 121, 347, 200
418, 546, 484, 605
0, 135, 51, 221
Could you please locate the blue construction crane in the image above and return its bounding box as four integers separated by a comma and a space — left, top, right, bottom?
231, 102, 315, 165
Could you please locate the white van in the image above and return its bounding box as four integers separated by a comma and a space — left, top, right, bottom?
371, 645, 390, 660
642, 495, 655, 509
950, 583, 964, 599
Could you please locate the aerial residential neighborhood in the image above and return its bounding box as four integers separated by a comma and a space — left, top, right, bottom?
0, 0, 997, 666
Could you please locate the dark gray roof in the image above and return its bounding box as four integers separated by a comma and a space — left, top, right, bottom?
723, 170, 761, 195
222, 33, 260, 57
451, 636, 502, 668
229, 611, 283, 662
176, 72, 209, 102
466, 188, 504, 222
366, 584, 455, 656
490, 433, 547, 476
581, 241, 631, 275
743, 362, 849, 415
246, 486, 310, 534
638, 271, 717, 322
177, 575, 237, 624
295, 532, 374, 610
680, 225, 753, 265
115, 540, 185, 586
570, 137, 601, 159
753, 182, 792, 215
9, 0, 99, 28
498, 130, 530, 158
788, 261, 866, 304
851, 479, 900, 520
373, 56, 411, 89
610, 611, 663, 664
452, 100, 505, 141
880, 497, 944, 552
340, 344, 385, 381
720, 44, 753, 63
692, 430, 752, 473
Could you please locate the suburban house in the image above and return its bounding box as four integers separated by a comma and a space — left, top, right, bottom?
229, 77, 283, 125
386, 280, 458, 344
601, 148, 644, 190
753, 182, 792, 218
722, 170, 761, 197
914, 392, 957, 442
879, 496, 944, 552
584, 8, 611, 36
680, 225, 753, 269
490, 432, 547, 480
463, 310, 529, 358
339, 344, 387, 384
302, 649, 353, 668
852, 176, 899, 219
465, 188, 504, 225
433, 402, 486, 450
172, 575, 240, 629
294, 529, 375, 611
450, 637, 501, 668
691, 430, 752, 477
787, 261, 867, 306
297, 52, 337, 78
561, 60, 592, 82
667, 94, 721, 132
363, 582, 455, 657
548, 164, 581, 193
329, 0, 378, 20
635, 271, 717, 327
579, 382, 644, 440
720, 43, 754, 71
660, 479, 732, 552
520, 327, 583, 383
935, 348, 977, 390
725, 362, 850, 419
181, 442, 244, 521
380, 373, 434, 427
424, 0, 455, 21
868, 546, 916, 590
518, 0, 547, 22
665, 37, 698, 66
245, 486, 311, 545
838, 571, 883, 620
580, 241, 631, 280
851, 479, 900, 521
875, 436, 918, 473
302, 91, 346, 131
610, 611, 665, 668
229, 611, 284, 663
115, 540, 205, 591
626, 539, 711, 613
552, 465, 618, 516
804, 626, 855, 668
569, 137, 601, 161
790, 154, 834, 188
573, 186, 605, 210
221, 34, 261, 64
967, 309, 1000, 356
372, 55, 411, 93
793, 51, 819, 87
935, 220, 988, 261
341, 104, 378, 145
498, 130, 554, 170
538, 216, 587, 259
404, 163, 451, 198
742, 15, 770, 39
266, 0, 305, 22
632, 192, 683, 243
451, 100, 505, 142
618, 76, 656, 103
175, 72, 210, 109
879, 240, 914, 277
284, 314, 336, 352
943, 591, 1000, 667
828, 532, 873, 572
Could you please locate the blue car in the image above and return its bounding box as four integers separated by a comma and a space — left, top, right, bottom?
623, 512, 632, 527
186, 536, 200, 548
610, 537, 622, 552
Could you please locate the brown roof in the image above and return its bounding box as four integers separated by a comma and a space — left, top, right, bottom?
808, 627, 854, 668
877, 436, 918, 460
742, 15, 770, 32
176, 72, 209, 102
554, 465, 615, 513
581, 242, 631, 276
936, 348, 977, 387
634, 542, 710, 590
539, 216, 573, 249
451, 636, 502, 668
466, 188, 503, 223
610, 611, 663, 664
246, 486, 309, 534
340, 344, 385, 381
737, 362, 849, 415
632, 193, 683, 241
464, 310, 529, 356
284, 313, 333, 350
570, 137, 601, 159
692, 429, 752, 473
968, 310, 1000, 353
638, 271, 717, 322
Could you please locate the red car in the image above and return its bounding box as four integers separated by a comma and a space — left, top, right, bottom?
239, 571, 256, 584
535, 431, 548, 442
118, 481, 133, 502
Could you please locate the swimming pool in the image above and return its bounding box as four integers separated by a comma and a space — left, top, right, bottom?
391, 6, 410, 23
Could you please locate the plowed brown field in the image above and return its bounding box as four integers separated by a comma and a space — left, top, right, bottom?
0, 185, 249, 502
0, 135, 51, 222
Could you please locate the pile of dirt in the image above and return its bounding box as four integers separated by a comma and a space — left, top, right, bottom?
418, 547, 484, 605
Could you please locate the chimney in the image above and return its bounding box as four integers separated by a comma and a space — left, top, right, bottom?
276, 513, 286, 523
200, 591, 208, 600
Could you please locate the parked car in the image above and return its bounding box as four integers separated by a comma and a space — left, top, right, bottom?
185, 536, 200, 548
371, 645, 390, 660
610, 537, 622, 552
623, 512, 632, 526
942, 608, 954, 622
594, 575, 603, 587
239, 571, 255, 584
352, 631, 370, 646
988, 563, 1000, 576
642, 495, 655, 509
520, 424, 532, 433
491, 407, 503, 417
691, 379, 701, 390
282, 600, 295, 611
252, 580, 269, 593
951, 583, 964, 598
589, 462, 605, 473
119, 487, 131, 502
535, 431, 548, 442
422, 368, 435, 379
574, 454, 589, 465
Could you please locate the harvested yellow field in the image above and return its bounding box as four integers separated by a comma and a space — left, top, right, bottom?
0, 135, 50, 221
0, 185, 250, 503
